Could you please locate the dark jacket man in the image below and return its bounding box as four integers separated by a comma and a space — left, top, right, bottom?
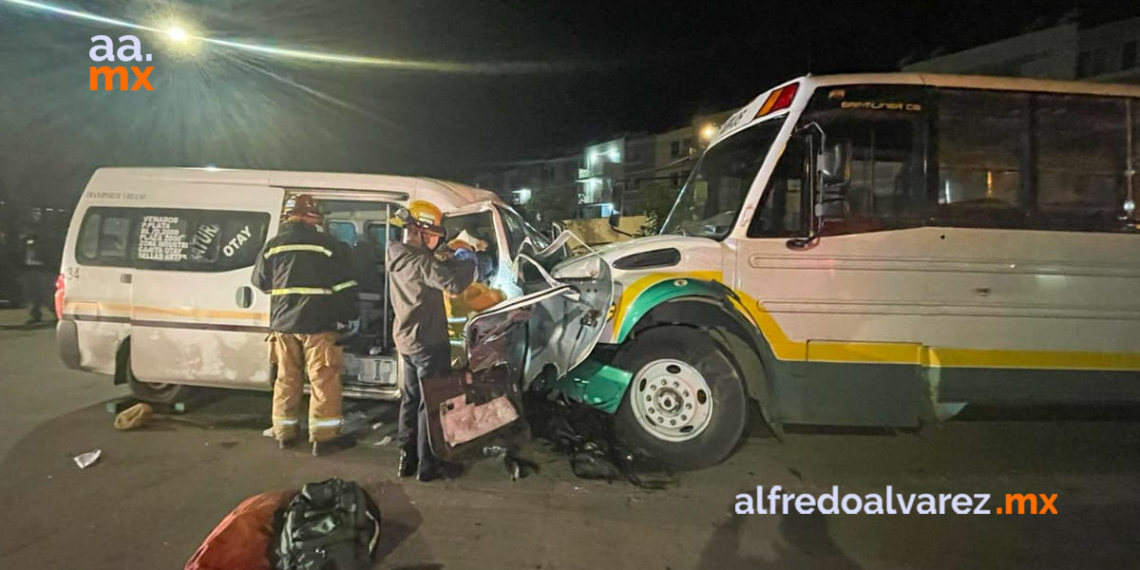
252, 195, 358, 456
253, 221, 357, 334
386, 200, 475, 481
387, 239, 475, 355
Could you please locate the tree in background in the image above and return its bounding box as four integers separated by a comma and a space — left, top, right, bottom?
636, 180, 681, 236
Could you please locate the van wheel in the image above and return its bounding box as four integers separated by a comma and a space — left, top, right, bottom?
125, 355, 193, 405
613, 326, 747, 470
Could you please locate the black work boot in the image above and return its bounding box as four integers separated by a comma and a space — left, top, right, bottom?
312, 435, 356, 457
398, 449, 419, 478
278, 438, 297, 450
418, 461, 464, 482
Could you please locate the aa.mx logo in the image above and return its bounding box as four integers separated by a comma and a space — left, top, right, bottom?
89, 35, 154, 91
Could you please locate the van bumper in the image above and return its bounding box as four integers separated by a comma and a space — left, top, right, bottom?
56, 319, 82, 370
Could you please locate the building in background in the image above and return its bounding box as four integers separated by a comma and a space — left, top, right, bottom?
903, 16, 1140, 84
473, 154, 579, 221
474, 109, 735, 224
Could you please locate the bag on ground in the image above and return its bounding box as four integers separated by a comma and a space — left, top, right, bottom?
184, 490, 297, 570
273, 478, 382, 570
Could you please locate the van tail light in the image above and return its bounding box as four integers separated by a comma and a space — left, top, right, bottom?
54, 274, 65, 321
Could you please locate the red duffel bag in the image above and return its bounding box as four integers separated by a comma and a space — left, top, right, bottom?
184, 490, 297, 570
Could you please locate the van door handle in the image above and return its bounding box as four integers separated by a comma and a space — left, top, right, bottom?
236, 286, 253, 308
120, 273, 132, 284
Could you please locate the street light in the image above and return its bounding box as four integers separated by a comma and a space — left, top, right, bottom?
167, 25, 188, 42
156, 19, 203, 56
699, 122, 718, 142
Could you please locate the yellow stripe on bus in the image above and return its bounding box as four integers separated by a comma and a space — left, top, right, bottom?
612, 272, 1140, 372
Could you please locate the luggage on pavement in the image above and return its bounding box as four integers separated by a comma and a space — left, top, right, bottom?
273, 478, 382, 570
184, 490, 297, 570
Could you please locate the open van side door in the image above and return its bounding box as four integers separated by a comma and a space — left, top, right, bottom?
128, 182, 282, 387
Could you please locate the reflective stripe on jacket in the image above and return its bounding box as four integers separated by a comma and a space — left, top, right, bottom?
252, 221, 358, 334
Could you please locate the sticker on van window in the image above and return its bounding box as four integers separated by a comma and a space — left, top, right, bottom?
137, 215, 190, 262
223, 225, 253, 258
188, 223, 221, 261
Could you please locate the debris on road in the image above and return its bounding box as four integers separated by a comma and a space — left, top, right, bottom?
73, 449, 101, 469
481, 445, 540, 481
114, 403, 154, 430
371, 421, 384, 430
373, 436, 392, 447
528, 394, 674, 489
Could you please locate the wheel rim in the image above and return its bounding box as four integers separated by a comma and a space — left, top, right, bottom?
629, 359, 714, 442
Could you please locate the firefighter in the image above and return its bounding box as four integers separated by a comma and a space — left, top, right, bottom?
387, 200, 476, 481
252, 195, 359, 457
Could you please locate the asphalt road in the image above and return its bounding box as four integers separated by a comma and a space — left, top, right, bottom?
2, 309, 1140, 569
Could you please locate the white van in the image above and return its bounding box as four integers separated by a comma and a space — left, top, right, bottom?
510, 73, 1140, 470
56, 168, 582, 404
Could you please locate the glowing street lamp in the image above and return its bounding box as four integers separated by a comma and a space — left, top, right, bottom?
166, 25, 188, 43
699, 122, 718, 142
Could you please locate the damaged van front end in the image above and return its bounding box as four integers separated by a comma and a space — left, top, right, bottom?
422, 232, 621, 460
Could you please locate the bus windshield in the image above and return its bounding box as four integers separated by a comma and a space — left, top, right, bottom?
661, 118, 785, 239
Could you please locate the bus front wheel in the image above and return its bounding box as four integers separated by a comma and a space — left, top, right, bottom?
613, 325, 747, 470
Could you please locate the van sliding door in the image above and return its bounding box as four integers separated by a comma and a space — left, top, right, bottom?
128, 183, 282, 388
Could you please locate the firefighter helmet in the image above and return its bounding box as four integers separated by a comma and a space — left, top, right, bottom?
390, 200, 444, 234
283, 194, 322, 223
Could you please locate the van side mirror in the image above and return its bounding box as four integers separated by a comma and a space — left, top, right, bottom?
819, 140, 852, 186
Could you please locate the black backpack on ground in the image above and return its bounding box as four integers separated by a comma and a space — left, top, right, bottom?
273, 478, 382, 570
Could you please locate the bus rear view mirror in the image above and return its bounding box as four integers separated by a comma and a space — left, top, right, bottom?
819, 140, 852, 186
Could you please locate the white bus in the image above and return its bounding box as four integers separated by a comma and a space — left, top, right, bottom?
536, 73, 1140, 469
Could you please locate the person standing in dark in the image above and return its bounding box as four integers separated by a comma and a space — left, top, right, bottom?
386, 200, 476, 482
19, 209, 60, 325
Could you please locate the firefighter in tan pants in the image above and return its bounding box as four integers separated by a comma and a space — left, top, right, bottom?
252, 195, 360, 457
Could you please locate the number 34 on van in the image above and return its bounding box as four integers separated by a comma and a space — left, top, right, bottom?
89, 35, 154, 91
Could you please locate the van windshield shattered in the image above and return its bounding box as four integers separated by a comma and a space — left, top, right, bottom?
661, 117, 785, 239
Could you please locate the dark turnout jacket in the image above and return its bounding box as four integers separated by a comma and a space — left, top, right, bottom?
252, 221, 357, 334
387, 240, 475, 355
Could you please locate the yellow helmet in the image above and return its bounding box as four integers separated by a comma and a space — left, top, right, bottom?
390, 200, 444, 232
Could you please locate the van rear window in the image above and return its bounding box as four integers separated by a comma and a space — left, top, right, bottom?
76, 207, 270, 272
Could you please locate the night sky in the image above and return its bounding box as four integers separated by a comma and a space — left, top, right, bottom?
0, 0, 1136, 208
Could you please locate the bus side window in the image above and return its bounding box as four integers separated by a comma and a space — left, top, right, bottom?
817, 117, 926, 236
748, 140, 808, 238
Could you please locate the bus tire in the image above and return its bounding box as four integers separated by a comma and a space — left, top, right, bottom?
125, 350, 194, 405
613, 325, 747, 470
